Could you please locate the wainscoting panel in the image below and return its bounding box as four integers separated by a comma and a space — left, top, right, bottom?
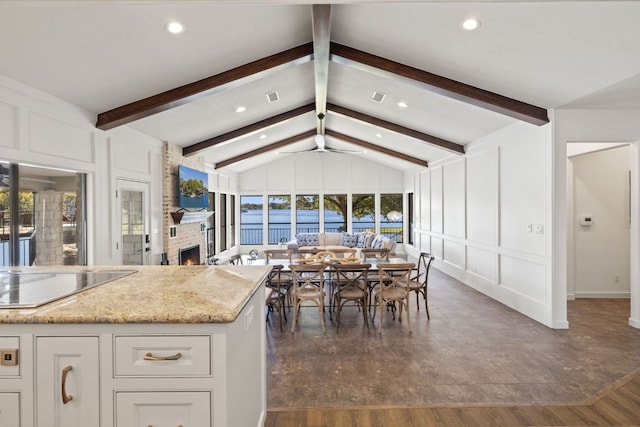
29, 111, 94, 163
499, 253, 546, 304
0, 101, 17, 150
443, 239, 465, 270
467, 245, 497, 283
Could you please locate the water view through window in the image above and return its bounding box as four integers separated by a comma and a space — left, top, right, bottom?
240, 194, 403, 245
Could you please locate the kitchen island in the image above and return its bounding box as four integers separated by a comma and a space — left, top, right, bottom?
0, 264, 270, 427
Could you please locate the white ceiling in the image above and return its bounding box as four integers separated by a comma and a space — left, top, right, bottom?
2, 1, 640, 173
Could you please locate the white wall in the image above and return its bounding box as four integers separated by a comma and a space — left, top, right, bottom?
570, 145, 630, 298
239, 151, 404, 194
0, 75, 165, 265
554, 108, 640, 328
407, 121, 557, 327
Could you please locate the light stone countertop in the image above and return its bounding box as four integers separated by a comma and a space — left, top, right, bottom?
0, 265, 270, 324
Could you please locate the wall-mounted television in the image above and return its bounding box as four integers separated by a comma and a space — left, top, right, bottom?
178, 165, 208, 209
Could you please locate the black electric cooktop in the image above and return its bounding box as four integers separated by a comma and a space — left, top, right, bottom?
0, 269, 137, 308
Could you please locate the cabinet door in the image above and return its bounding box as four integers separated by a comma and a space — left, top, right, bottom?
35, 337, 100, 427
0, 393, 20, 427
116, 391, 211, 427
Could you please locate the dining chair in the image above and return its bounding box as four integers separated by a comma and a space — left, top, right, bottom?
288, 263, 327, 333
263, 249, 293, 263
265, 264, 287, 332
229, 254, 243, 265
361, 248, 390, 261
408, 252, 435, 318
371, 262, 415, 334
331, 263, 371, 332
264, 249, 294, 307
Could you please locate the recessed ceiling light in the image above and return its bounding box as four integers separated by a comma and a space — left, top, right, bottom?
462, 18, 480, 31
375, 133, 383, 138
259, 134, 267, 139
166, 21, 185, 34
235, 106, 247, 113
397, 102, 408, 108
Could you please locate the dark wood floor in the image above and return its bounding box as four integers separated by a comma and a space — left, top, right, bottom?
264, 267, 640, 426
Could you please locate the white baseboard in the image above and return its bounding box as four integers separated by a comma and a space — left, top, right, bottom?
573, 292, 630, 298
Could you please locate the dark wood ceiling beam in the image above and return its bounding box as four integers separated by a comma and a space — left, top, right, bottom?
312, 4, 331, 135
330, 43, 549, 126
214, 129, 316, 169
96, 43, 314, 130
325, 129, 428, 168
183, 103, 315, 156
327, 102, 464, 155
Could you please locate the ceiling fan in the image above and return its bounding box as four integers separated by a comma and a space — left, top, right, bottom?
280, 134, 364, 154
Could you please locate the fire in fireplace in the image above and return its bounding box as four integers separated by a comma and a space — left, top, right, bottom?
179, 244, 201, 266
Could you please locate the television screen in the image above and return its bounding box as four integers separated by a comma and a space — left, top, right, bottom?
178, 165, 208, 209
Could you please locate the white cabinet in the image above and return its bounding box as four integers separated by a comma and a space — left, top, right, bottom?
0, 393, 20, 426
115, 391, 211, 426
35, 337, 100, 427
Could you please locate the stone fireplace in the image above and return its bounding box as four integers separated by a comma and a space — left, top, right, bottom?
162, 142, 207, 265
179, 244, 201, 266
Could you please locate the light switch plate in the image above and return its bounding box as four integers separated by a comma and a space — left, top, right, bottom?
0, 349, 18, 366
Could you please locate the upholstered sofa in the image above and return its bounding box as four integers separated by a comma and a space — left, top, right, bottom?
287, 231, 404, 258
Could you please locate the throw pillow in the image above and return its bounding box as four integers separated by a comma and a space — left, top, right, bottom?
356, 233, 368, 248
340, 232, 358, 248
297, 232, 320, 247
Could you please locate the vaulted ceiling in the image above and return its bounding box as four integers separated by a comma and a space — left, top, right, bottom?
2, 1, 640, 173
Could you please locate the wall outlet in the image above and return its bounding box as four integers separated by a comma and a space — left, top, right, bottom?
0, 349, 18, 366
614, 274, 620, 283
534, 224, 544, 234
526, 224, 533, 233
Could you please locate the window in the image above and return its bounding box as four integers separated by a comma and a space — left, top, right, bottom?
296, 195, 319, 234
240, 195, 263, 245
352, 194, 375, 234
324, 194, 347, 233
0, 162, 86, 266
219, 193, 227, 251
207, 192, 216, 259
229, 194, 236, 247
380, 193, 403, 243
408, 192, 414, 245
268, 195, 291, 244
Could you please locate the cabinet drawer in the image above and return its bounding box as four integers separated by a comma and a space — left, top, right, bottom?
0, 392, 20, 426
116, 391, 211, 427
114, 335, 211, 377
0, 337, 19, 377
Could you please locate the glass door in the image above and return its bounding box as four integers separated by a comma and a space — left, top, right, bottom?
116, 180, 149, 265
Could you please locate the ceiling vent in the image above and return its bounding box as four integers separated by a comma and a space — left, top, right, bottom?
371, 91, 386, 103
265, 91, 279, 103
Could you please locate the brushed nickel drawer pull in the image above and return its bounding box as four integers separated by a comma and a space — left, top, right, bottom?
143, 351, 182, 361
61, 365, 73, 404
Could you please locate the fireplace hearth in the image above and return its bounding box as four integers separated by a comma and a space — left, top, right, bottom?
179, 244, 201, 265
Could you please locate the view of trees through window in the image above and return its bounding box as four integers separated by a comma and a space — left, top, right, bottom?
239, 193, 404, 245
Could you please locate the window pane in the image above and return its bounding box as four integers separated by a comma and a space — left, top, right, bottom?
352, 194, 375, 234
295, 195, 318, 234
268, 195, 291, 244
380, 193, 403, 243
408, 192, 414, 245
324, 194, 346, 233
229, 194, 236, 247
207, 192, 215, 259
219, 193, 227, 251
240, 195, 263, 245
1, 162, 85, 266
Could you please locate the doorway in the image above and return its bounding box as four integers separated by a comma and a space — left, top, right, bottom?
116, 180, 149, 265
567, 143, 632, 303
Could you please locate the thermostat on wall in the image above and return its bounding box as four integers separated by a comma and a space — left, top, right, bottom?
580, 216, 593, 226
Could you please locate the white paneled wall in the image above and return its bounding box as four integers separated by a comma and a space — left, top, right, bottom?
0, 75, 164, 265
408, 122, 555, 327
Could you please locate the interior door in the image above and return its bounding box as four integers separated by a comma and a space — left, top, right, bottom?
116, 180, 149, 265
